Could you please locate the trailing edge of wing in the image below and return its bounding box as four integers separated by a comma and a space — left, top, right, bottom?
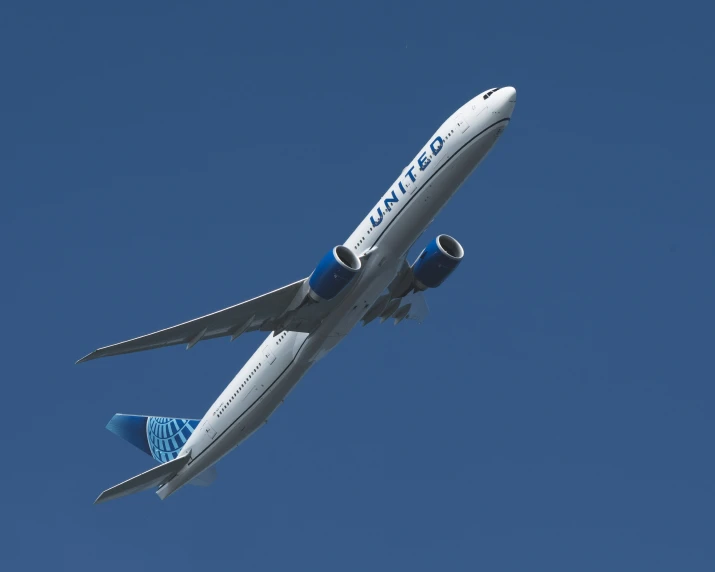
77, 279, 307, 363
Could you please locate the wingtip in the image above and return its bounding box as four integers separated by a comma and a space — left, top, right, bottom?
76, 352, 96, 364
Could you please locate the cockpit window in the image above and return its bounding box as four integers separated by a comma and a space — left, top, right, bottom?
483, 87, 500, 100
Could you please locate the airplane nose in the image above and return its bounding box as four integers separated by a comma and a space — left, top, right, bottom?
499, 86, 516, 116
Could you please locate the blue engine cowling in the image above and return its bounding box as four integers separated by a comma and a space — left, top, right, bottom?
411, 234, 464, 290
308, 245, 362, 302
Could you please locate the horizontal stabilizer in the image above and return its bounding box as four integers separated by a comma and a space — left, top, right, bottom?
94, 453, 190, 504
188, 465, 217, 487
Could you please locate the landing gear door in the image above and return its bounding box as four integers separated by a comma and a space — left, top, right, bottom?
262, 344, 276, 364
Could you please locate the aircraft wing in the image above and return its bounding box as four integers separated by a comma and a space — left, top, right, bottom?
362, 290, 429, 326
77, 278, 311, 363
360, 257, 430, 326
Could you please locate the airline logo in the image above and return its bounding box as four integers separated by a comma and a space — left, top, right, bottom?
147, 417, 199, 462
370, 135, 445, 228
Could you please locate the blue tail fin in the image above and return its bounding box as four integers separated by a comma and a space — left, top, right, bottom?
106, 414, 200, 463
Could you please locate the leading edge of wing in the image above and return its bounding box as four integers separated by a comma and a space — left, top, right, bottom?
76, 278, 307, 364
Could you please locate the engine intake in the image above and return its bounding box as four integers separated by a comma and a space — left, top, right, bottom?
412, 234, 464, 290
309, 245, 362, 302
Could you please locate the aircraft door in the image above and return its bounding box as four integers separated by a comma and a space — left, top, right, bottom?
455, 113, 469, 133
200, 421, 217, 440
262, 344, 276, 364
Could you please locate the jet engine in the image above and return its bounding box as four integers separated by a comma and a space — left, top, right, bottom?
411, 234, 464, 290
308, 245, 362, 302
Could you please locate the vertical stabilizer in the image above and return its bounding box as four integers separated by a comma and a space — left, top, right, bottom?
106, 414, 200, 463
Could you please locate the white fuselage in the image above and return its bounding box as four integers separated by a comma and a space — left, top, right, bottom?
157, 87, 516, 499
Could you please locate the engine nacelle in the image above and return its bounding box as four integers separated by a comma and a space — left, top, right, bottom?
308, 245, 362, 302
411, 234, 464, 290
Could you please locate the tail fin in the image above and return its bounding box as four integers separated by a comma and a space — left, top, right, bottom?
106, 414, 200, 463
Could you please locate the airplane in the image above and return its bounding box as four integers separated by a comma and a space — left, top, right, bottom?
79, 86, 517, 503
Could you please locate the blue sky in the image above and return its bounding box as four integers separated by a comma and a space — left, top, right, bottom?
1, 1, 713, 570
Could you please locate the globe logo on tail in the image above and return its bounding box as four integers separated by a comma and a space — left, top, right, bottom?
146, 417, 199, 462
